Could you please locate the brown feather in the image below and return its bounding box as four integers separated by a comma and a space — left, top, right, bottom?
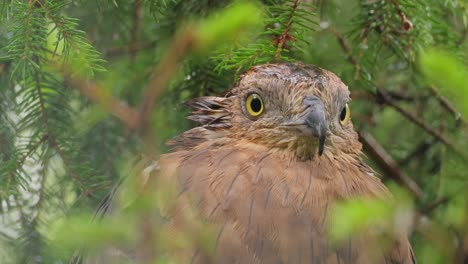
83, 63, 415, 264
160, 139, 413, 263
160, 63, 415, 263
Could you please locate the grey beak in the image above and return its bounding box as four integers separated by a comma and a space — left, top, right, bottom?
281, 96, 328, 156
302, 96, 327, 155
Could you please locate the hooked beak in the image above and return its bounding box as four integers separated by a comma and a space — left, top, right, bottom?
280, 96, 328, 156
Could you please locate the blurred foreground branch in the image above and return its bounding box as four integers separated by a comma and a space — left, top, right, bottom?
138, 29, 196, 134
58, 2, 262, 138
61, 31, 195, 134
64, 77, 141, 130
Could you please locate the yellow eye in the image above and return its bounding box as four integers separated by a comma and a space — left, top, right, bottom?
339, 103, 351, 125
246, 93, 264, 117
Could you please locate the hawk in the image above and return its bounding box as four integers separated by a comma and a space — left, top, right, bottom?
83, 63, 416, 263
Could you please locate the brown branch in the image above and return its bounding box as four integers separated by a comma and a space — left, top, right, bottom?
60, 28, 195, 136
389, 0, 413, 31
429, 86, 467, 127
349, 91, 374, 101
420, 184, 467, 215
385, 90, 430, 102
376, 88, 455, 149
331, 27, 466, 159
328, 27, 357, 66
328, 27, 360, 79
420, 196, 449, 215
138, 29, 195, 134
359, 131, 423, 199
64, 75, 141, 130
354, 88, 431, 103
274, 0, 299, 58
398, 139, 437, 167
105, 41, 157, 57
129, 0, 143, 63
456, 26, 468, 46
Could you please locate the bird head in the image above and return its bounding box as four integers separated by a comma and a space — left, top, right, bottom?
183, 63, 361, 160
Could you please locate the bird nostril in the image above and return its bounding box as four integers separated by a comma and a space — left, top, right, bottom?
298, 104, 310, 114
300, 96, 323, 115
301, 95, 321, 107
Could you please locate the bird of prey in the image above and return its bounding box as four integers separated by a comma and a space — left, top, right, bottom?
81, 63, 415, 264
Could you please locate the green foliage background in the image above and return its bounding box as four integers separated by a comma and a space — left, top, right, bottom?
0, 0, 467, 263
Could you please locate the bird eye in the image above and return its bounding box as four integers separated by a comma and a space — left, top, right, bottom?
339, 104, 350, 125
245, 93, 264, 117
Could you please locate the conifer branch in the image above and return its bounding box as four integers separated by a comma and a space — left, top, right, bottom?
5, 135, 49, 191
0, 1, 466, 262
332, 27, 463, 155
389, 0, 413, 31
49, 137, 89, 195
375, 88, 455, 149
215, 0, 317, 73
274, 0, 299, 58
30, 3, 87, 194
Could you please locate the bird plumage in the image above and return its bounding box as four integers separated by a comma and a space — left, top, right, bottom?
162, 63, 415, 263
79, 63, 415, 264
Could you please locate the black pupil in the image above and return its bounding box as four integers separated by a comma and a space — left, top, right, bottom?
340, 107, 347, 121
251, 97, 262, 113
